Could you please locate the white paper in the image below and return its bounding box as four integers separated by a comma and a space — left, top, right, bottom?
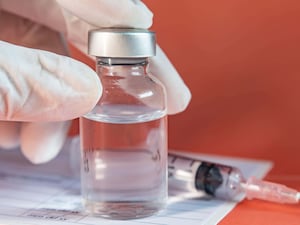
0, 143, 272, 225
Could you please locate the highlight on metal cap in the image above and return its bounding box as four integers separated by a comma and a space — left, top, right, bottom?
88, 28, 156, 58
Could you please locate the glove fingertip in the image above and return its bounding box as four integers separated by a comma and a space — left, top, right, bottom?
63, 57, 103, 114
20, 121, 70, 164
168, 86, 192, 115
35, 51, 102, 121
21, 137, 63, 164
150, 45, 192, 115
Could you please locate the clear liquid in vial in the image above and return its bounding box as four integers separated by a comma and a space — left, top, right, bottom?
80, 105, 167, 219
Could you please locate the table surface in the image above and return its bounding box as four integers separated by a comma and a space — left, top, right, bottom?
70, 1, 300, 222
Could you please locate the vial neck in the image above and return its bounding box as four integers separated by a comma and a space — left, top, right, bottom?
96, 57, 149, 77
97, 57, 148, 65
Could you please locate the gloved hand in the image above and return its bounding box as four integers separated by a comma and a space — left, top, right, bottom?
56, 0, 191, 114
0, 0, 191, 164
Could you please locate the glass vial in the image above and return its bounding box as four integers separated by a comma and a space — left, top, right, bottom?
80, 29, 168, 219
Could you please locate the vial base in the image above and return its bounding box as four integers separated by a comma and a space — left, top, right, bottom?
80, 112, 167, 220
83, 200, 165, 220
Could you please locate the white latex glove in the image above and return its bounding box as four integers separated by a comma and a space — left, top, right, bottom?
0, 23, 102, 163
0, 0, 191, 164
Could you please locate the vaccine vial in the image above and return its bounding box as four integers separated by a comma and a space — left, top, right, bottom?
80, 29, 168, 219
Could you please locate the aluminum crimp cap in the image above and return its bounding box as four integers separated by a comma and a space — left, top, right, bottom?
88, 28, 156, 58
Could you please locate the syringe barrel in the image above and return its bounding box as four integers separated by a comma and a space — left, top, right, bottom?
168, 153, 245, 200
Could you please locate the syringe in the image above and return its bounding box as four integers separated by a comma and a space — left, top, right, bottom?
168, 153, 300, 204
66, 136, 299, 204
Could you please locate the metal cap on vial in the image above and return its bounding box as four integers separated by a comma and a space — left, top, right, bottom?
88, 28, 156, 58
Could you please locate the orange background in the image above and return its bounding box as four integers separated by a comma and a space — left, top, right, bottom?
71, 1, 300, 223
144, 1, 300, 224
